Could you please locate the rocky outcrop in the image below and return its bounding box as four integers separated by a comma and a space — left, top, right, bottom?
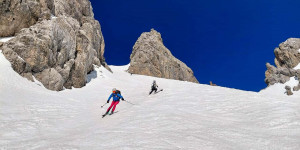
1, 0, 109, 91
265, 38, 300, 95
0, 0, 51, 37
128, 29, 199, 83
274, 38, 300, 68
265, 63, 293, 85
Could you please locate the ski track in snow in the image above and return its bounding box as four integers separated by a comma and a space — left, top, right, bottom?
1, 52, 300, 149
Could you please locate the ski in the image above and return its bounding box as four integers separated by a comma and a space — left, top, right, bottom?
149, 89, 163, 95
102, 111, 118, 118
155, 89, 163, 94
102, 114, 108, 118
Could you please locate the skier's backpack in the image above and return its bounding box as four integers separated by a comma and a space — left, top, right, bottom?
115, 90, 121, 95
115, 90, 121, 100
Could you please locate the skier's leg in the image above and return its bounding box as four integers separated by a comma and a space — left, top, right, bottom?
149, 87, 156, 94
112, 101, 120, 113
149, 89, 153, 95
106, 102, 115, 113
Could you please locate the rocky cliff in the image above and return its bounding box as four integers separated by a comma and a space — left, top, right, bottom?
265, 38, 300, 95
128, 29, 199, 83
0, 0, 110, 91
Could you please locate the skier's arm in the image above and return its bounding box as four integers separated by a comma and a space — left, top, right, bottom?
107, 94, 113, 103
117, 94, 124, 100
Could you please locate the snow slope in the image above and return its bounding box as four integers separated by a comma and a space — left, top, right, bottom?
1, 51, 300, 150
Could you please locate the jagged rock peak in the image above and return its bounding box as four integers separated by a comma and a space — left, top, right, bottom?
128, 29, 199, 83
0, 0, 110, 91
265, 38, 300, 95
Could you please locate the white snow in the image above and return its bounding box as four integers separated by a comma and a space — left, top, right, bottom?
17, 56, 24, 62
1, 52, 300, 149
0, 36, 14, 43
294, 63, 300, 70
51, 14, 57, 20
260, 77, 300, 97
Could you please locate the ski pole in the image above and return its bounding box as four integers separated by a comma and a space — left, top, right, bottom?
124, 100, 135, 105
101, 102, 108, 108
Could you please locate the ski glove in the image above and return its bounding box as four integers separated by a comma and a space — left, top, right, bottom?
107, 100, 110, 103
121, 98, 125, 101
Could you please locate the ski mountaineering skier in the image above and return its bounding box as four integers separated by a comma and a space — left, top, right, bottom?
102, 88, 125, 117
149, 80, 162, 95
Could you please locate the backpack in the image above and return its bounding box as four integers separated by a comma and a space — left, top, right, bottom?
114, 90, 121, 100
115, 90, 121, 95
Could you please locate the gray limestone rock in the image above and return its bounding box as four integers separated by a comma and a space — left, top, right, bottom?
34, 68, 64, 91
265, 38, 300, 95
128, 29, 199, 83
0, 0, 50, 37
293, 83, 300, 91
0, 0, 96, 37
1, 0, 109, 91
274, 38, 300, 68
285, 86, 293, 96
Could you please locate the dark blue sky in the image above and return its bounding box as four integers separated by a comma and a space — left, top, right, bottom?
90, 0, 300, 92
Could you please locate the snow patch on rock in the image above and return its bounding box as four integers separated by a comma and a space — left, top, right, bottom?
260, 77, 299, 96
51, 14, 57, 20
0, 36, 15, 43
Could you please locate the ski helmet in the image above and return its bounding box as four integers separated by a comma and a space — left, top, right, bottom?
112, 88, 116, 92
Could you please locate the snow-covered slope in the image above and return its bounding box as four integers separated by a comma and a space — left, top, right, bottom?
1, 52, 300, 150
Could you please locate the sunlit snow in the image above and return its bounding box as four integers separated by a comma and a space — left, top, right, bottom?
0, 37, 14, 43
1, 52, 300, 149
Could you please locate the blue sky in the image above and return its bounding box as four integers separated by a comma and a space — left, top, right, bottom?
90, 0, 300, 92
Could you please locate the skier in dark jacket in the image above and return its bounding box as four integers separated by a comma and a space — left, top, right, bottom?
104, 88, 124, 116
149, 80, 158, 95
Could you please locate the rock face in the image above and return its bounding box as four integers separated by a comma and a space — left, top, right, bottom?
1, 0, 110, 91
0, 0, 51, 37
265, 38, 300, 95
128, 29, 199, 83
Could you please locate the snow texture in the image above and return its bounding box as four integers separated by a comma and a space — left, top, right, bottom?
1, 52, 300, 149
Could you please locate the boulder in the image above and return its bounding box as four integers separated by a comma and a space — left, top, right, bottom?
285, 86, 293, 96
